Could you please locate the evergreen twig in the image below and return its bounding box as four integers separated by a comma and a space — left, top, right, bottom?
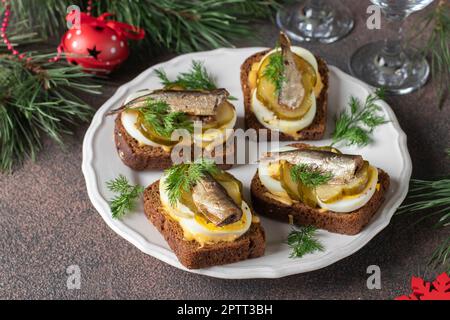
0, 53, 100, 172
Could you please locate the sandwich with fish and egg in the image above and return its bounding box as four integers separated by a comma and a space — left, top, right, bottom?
144, 160, 265, 269
241, 32, 328, 140
251, 143, 390, 235
114, 88, 237, 170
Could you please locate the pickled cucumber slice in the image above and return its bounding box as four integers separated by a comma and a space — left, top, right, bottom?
256, 53, 317, 120
179, 190, 199, 214
315, 161, 371, 203
280, 161, 318, 207
342, 161, 370, 196
136, 112, 180, 146
279, 161, 301, 201
315, 184, 344, 204
211, 170, 243, 206
201, 101, 235, 131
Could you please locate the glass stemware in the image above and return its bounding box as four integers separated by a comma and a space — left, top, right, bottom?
276, 0, 354, 43
350, 0, 435, 95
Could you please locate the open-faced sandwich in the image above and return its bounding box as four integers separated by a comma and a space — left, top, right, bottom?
251, 143, 390, 235
114, 88, 237, 170
143, 160, 265, 269
241, 32, 328, 140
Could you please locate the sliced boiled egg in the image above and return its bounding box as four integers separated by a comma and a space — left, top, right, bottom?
317, 166, 379, 213
121, 110, 161, 147
251, 90, 316, 137
258, 145, 299, 198
158, 176, 252, 245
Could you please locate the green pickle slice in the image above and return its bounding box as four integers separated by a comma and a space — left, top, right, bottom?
256, 53, 317, 120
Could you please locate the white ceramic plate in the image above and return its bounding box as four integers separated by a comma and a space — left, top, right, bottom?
82, 48, 412, 279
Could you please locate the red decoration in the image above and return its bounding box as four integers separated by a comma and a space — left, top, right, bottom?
395, 273, 450, 300
56, 10, 145, 74
1, 0, 26, 59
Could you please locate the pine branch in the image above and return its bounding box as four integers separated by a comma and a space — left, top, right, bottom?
8, 1, 280, 54
0, 53, 101, 172
397, 148, 450, 273
407, 1, 450, 109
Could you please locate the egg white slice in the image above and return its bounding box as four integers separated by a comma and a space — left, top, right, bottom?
317, 167, 379, 213
159, 177, 252, 241
178, 201, 252, 241
251, 90, 316, 136
258, 160, 289, 198
121, 110, 161, 147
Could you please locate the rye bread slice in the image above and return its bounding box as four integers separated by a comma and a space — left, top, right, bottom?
114, 113, 234, 170
144, 180, 266, 269
250, 143, 390, 235
240, 49, 328, 141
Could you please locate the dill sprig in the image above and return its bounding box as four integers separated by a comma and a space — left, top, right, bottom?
290, 164, 333, 188
397, 148, 450, 273
131, 99, 193, 138
106, 175, 144, 219
156, 60, 216, 91
262, 50, 285, 94
332, 88, 387, 147
164, 159, 219, 206
155, 60, 237, 100
408, 0, 449, 109
287, 226, 324, 258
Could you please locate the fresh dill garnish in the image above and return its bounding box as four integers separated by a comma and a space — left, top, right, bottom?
155, 60, 237, 100
130, 99, 193, 138
155, 60, 216, 91
290, 164, 333, 188
106, 175, 144, 219
397, 148, 450, 273
332, 88, 387, 147
262, 50, 285, 94
287, 226, 324, 258
164, 159, 219, 206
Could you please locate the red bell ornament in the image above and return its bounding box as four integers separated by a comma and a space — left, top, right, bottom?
58, 11, 145, 74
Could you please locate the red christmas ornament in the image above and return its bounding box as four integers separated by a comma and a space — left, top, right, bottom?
56, 11, 145, 74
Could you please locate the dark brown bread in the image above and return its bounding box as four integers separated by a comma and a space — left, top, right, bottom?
250, 143, 390, 235
114, 114, 234, 170
240, 49, 328, 141
143, 180, 266, 269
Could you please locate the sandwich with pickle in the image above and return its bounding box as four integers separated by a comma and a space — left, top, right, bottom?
251, 143, 390, 235
144, 160, 265, 269
114, 88, 237, 170
241, 32, 328, 140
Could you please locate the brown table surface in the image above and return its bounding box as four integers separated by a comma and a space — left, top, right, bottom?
1, 1, 449, 299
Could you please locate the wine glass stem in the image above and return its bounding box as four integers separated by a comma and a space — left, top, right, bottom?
380, 14, 406, 68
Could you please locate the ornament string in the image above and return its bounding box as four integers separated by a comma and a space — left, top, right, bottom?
1, 0, 26, 59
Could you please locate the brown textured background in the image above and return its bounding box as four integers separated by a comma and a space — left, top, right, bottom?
0, 1, 449, 299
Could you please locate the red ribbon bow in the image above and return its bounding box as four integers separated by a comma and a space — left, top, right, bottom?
75, 12, 145, 40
